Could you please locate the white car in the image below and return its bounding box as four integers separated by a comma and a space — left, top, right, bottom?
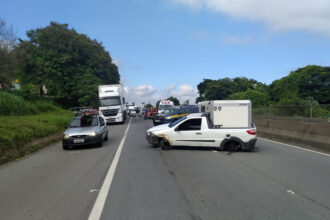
146, 113, 257, 151
130, 110, 136, 117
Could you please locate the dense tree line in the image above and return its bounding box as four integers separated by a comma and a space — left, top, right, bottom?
196, 65, 330, 106
0, 18, 17, 88
1, 20, 120, 107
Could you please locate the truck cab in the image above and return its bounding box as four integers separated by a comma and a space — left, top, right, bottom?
98, 84, 127, 124
158, 100, 174, 114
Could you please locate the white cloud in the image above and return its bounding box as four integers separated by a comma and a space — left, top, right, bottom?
125, 85, 157, 105
134, 85, 157, 97
161, 84, 198, 104
222, 34, 252, 45
191, 31, 209, 40
170, 0, 330, 36
125, 83, 198, 106
112, 58, 123, 67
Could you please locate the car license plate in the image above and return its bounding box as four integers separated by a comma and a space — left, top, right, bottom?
74, 139, 84, 143
155, 120, 160, 122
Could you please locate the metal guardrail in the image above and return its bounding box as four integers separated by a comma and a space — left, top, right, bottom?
253, 104, 330, 122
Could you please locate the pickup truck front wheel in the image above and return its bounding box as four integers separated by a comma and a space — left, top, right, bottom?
160, 139, 171, 150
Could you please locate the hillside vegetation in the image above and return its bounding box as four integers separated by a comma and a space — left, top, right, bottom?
196, 65, 330, 106
0, 91, 73, 164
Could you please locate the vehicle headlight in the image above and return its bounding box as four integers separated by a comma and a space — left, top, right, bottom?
89, 131, 97, 137
166, 116, 171, 119
147, 131, 152, 136
63, 134, 69, 139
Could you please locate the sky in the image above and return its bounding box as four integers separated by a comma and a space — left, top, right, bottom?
1, 0, 330, 105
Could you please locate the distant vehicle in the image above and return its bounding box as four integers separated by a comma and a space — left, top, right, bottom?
147, 107, 158, 119
130, 110, 137, 117
153, 105, 198, 125
98, 84, 127, 124
147, 110, 256, 151
158, 100, 174, 114
143, 108, 149, 120
62, 110, 108, 150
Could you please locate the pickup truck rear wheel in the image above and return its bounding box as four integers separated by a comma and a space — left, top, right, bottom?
160, 139, 171, 150
225, 141, 240, 152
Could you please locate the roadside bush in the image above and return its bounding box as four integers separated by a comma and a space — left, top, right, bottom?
0, 90, 61, 115
0, 91, 28, 115
0, 111, 73, 164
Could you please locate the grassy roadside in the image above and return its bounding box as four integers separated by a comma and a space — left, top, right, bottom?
0, 111, 74, 165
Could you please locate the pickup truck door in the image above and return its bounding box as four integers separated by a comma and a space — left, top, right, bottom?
172, 118, 205, 147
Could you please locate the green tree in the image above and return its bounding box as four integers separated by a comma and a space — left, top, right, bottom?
268, 65, 330, 104
0, 18, 17, 88
196, 77, 266, 103
228, 89, 269, 106
167, 96, 180, 105
155, 100, 161, 108
16, 22, 120, 107
145, 103, 153, 108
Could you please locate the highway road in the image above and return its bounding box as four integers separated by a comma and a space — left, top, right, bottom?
0, 117, 330, 220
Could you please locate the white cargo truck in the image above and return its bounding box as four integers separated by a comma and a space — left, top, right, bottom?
146, 100, 256, 151
198, 100, 252, 128
98, 84, 127, 124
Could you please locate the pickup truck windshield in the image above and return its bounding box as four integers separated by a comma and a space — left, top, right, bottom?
69, 116, 98, 127
169, 116, 187, 127
99, 97, 121, 106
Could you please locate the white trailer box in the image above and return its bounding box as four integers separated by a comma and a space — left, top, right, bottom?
198, 100, 252, 128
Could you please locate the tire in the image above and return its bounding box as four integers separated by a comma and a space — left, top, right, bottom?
160, 139, 171, 150
104, 131, 108, 141
97, 136, 103, 147
62, 144, 69, 150
225, 141, 240, 152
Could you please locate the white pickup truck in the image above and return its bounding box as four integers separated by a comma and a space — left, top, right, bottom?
146, 113, 257, 151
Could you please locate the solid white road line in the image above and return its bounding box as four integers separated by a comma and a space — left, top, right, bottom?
88, 118, 132, 220
259, 137, 330, 157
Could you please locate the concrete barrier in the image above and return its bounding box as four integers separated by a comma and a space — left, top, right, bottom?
253, 116, 330, 151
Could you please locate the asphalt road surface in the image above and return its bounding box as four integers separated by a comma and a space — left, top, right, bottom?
0, 117, 329, 220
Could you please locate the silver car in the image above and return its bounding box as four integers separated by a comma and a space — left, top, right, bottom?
62, 114, 108, 150
130, 110, 137, 117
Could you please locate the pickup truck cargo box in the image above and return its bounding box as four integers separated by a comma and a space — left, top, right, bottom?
198, 100, 252, 128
